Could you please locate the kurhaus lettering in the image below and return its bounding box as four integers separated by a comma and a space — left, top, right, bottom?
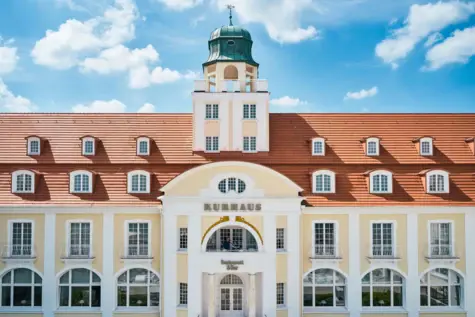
204, 203, 262, 212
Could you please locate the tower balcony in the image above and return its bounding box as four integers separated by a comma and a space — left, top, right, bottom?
194, 79, 268, 93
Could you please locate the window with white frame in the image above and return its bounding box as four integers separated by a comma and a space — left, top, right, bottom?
206, 227, 258, 252
9, 221, 33, 257
371, 222, 394, 257
127, 171, 150, 194
243, 136, 257, 152
370, 171, 392, 194
218, 177, 246, 194
303, 269, 346, 308
136, 137, 150, 156
276, 228, 285, 251
362, 268, 404, 307
0, 268, 42, 307
179, 283, 188, 306
313, 222, 336, 257
243, 104, 256, 119
429, 222, 453, 257
68, 222, 91, 257
426, 170, 449, 194
82, 137, 95, 156
313, 170, 335, 194
27, 137, 40, 155
420, 137, 433, 156
312, 138, 325, 156
205, 136, 219, 152
59, 269, 101, 307
12, 170, 35, 194
366, 138, 380, 156
126, 222, 150, 257
205, 104, 219, 119
117, 268, 160, 308
179, 228, 188, 250
420, 268, 462, 307
277, 283, 285, 306
70, 171, 93, 193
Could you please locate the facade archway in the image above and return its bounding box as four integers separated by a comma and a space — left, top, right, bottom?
201, 219, 263, 252
223, 65, 239, 80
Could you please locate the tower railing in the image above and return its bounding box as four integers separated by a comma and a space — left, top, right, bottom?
193, 79, 268, 93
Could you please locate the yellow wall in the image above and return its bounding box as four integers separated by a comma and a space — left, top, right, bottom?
361, 314, 407, 317
177, 253, 188, 283
303, 314, 348, 317
276, 215, 287, 229
177, 215, 188, 228
204, 120, 220, 136
276, 310, 288, 317
0, 214, 45, 274
360, 214, 408, 275
113, 314, 159, 317
242, 120, 257, 136
177, 310, 188, 317
420, 314, 466, 317
0, 314, 43, 317
418, 214, 466, 274
55, 314, 101, 317
277, 253, 287, 283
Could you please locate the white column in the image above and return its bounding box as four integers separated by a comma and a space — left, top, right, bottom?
348, 213, 361, 317
188, 214, 202, 317
208, 273, 216, 317
248, 273, 256, 317
407, 213, 419, 317
43, 213, 56, 317
163, 212, 178, 317
287, 214, 301, 317
465, 212, 475, 317
102, 213, 115, 317
263, 214, 277, 317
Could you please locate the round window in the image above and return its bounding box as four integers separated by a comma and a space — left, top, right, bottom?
227, 40, 235, 46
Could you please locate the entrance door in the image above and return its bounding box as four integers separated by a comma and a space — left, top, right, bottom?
220, 287, 243, 316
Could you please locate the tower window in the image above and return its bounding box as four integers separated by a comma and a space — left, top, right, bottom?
205, 104, 219, 119
227, 40, 235, 46
243, 104, 256, 119
243, 136, 257, 152
205, 136, 219, 152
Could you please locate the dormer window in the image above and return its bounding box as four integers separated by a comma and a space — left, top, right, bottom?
26, 136, 41, 156
369, 170, 393, 194
127, 170, 151, 194
12, 170, 36, 194
312, 138, 325, 156
426, 170, 449, 194
136, 137, 150, 156
365, 137, 380, 156
70, 170, 93, 194
218, 177, 246, 194
312, 170, 335, 194
465, 137, 475, 155
81, 136, 96, 156
420, 137, 433, 156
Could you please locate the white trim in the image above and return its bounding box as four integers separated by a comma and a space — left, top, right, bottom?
369, 170, 393, 194
406, 213, 419, 317
361, 268, 405, 308
136, 137, 150, 156
302, 268, 347, 309
102, 212, 114, 317
123, 220, 152, 259
69, 170, 93, 194
56, 267, 102, 308
420, 137, 433, 156
419, 268, 464, 308
276, 228, 286, 252
82, 137, 95, 156
312, 170, 336, 194
311, 220, 339, 258
369, 220, 397, 259
366, 137, 380, 156
65, 219, 93, 258
427, 220, 456, 259
43, 213, 55, 317
114, 267, 161, 309
242, 136, 257, 153
127, 170, 151, 194
11, 170, 35, 194
311, 137, 325, 156
27, 137, 41, 155
205, 136, 220, 153
7, 219, 35, 258
348, 213, 361, 317
177, 227, 188, 251
426, 170, 450, 194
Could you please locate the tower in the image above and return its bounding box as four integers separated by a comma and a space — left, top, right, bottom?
192, 8, 270, 153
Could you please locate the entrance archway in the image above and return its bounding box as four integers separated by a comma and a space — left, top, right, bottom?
219, 274, 244, 316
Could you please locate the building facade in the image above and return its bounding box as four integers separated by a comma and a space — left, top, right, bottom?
1, 19, 475, 317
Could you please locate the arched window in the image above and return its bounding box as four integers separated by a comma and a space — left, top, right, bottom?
220, 274, 243, 285
127, 171, 151, 194
218, 177, 246, 194
303, 269, 346, 308
117, 268, 160, 308
0, 268, 42, 307
312, 170, 335, 194
420, 268, 462, 307
59, 269, 101, 307
70, 170, 93, 194
426, 170, 449, 194
206, 226, 258, 252
366, 137, 380, 156
370, 170, 393, 194
12, 170, 35, 194
362, 268, 404, 307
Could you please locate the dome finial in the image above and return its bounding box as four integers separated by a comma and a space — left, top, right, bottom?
226, 4, 235, 26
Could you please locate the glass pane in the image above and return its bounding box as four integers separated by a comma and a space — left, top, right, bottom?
71, 286, 90, 306
420, 286, 428, 306
130, 269, 148, 284
2, 286, 11, 306
335, 272, 345, 284
14, 269, 32, 283
303, 286, 313, 306
450, 285, 461, 307
335, 286, 345, 307
393, 286, 403, 306
72, 269, 90, 284
60, 272, 69, 284
2, 272, 11, 283
430, 286, 448, 306
315, 286, 333, 306
13, 286, 32, 306
393, 272, 403, 284
314, 269, 333, 284
59, 286, 69, 306
92, 272, 100, 283
129, 286, 148, 306
34, 286, 42, 306
117, 286, 127, 306
34, 273, 42, 284
430, 269, 449, 285
372, 286, 391, 306
303, 272, 313, 284
362, 286, 371, 306
118, 272, 127, 284
150, 272, 160, 284
150, 285, 160, 307
372, 269, 391, 284
361, 273, 370, 284
91, 285, 101, 307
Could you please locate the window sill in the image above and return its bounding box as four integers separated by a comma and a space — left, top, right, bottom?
55, 308, 101, 313
177, 249, 188, 254
362, 307, 406, 314
276, 249, 287, 253
419, 307, 466, 313
115, 308, 160, 314
176, 305, 188, 310
0, 308, 43, 313
277, 305, 287, 310
303, 307, 348, 313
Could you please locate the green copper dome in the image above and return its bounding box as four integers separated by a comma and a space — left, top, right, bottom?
204, 24, 258, 67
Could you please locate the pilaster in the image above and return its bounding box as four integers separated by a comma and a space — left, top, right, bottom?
407, 213, 419, 317
287, 213, 301, 317
208, 273, 216, 317
248, 273, 256, 317
262, 214, 276, 317
465, 212, 475, 317
43, 213, 56, 317
348, 213, 361, 317
163, 212, 178, 317
188, 214, 202, 317
102, 212, 114, 317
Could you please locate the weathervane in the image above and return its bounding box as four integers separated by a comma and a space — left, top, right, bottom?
226, 4, 235, 26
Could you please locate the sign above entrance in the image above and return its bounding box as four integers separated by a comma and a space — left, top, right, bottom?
204, 203, 262, 212
221, 260, 244, 271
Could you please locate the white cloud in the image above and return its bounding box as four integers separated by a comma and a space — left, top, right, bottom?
425, 26, 475, 70
270, 96, 308, 107
72, 99, 126, 112
344, 86, 378, 100
424, 32, 444, 47
55, 0, 86, 11
137, 103, 155, 113
375, 1, 475, 68
213, 0, 319, 43
0, 79, 36, 112
128, 66, 198, 89
0, 42, 19, 75
157, 0, 203, 11
31, 0, 138, 69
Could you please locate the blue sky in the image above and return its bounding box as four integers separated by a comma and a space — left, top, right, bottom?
0, 0, 474, 113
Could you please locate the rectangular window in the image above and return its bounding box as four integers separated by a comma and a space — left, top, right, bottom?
205, 136, 219, 152
313, 141, 324, 155
127, 222, 149, 257
276, 228, 285, 251
10, 222, 32, 256
430, 222, 452, 257
372, 222, 394, 257
179, 283, 188, 305
243, 104, 256, 119
421, 141, 431, 155
367, 141, 377, 155
243, 136, 257, 152
69, 222, 91, 257
29, 140, 40, 155
84, 140, 94, 155
205, 104, 219, 119
139, 141, 148, 155
314, 223, 335, 256
179, 228, 188, 250
276, 283, 285, 306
